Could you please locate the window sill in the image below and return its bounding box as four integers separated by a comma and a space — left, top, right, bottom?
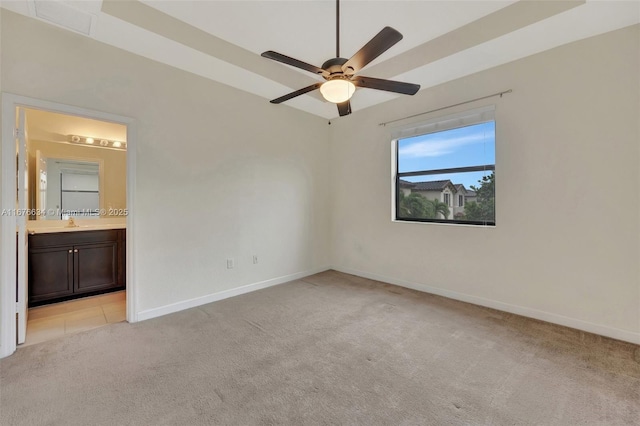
392, 218, 496, 227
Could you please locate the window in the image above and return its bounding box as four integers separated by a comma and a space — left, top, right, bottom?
393, 106, 495, 226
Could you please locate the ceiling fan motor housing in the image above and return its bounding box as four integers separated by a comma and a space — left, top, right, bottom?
322, 57, 353, 79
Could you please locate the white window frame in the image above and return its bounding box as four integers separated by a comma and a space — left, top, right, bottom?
391, 105, 495, 226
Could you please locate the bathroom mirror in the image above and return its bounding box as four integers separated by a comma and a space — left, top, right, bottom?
35, 155, 104, 220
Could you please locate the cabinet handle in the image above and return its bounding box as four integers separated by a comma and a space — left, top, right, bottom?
68, 249, 72, 253
74, 249, 78, 253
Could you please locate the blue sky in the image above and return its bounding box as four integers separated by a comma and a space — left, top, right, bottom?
398, 121, 495, 189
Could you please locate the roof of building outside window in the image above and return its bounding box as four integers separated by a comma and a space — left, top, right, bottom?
399, 179, 477, 197
412, 180, 454, 191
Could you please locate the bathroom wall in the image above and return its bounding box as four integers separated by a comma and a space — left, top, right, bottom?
27, 139, 127, 217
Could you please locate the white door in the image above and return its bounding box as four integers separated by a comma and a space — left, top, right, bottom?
16, 108, 28, 344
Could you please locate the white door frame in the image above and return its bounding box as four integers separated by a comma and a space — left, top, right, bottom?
0, 93, 138, 358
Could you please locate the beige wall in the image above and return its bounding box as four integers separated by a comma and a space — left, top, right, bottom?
27, 139, 127, 216
0, 10, 331, 318
329, 25, 640, 342
1, 9, 638, 347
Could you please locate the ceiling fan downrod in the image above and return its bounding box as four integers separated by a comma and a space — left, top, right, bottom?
336, 0, 340, 58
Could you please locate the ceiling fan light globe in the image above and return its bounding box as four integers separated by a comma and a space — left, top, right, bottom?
320, 80, 355, 103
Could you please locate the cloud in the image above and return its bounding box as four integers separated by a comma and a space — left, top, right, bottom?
399, 131, 493, 158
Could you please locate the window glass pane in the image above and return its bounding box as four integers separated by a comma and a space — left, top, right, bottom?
398, 171, 495, 223
397, 121, 495, 173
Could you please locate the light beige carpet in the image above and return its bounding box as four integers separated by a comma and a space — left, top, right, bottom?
1, 271, 639, 425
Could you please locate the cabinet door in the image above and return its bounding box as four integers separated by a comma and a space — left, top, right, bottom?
29, 246, 74, 303
74, 242, 118, 294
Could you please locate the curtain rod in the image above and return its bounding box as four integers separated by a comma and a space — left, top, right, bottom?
379, 89, 512, 127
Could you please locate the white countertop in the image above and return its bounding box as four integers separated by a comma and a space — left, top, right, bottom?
27, 218, 126, 234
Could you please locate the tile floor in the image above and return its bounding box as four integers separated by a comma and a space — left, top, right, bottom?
22, 291, 126, 347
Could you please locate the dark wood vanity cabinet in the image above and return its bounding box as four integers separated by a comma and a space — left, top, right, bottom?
28, 229, 126, 306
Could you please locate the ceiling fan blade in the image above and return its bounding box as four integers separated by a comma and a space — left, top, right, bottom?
342, 27, 403, 75
337, 100, 351, 117
270, 83, 323, 104
353, 76, 420, 95
262, 51, 328, 77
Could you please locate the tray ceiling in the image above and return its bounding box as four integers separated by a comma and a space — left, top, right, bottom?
2, 0, 639, 119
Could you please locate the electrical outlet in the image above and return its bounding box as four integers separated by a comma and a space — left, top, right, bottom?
226, 258, 234, 269
253, 255, 258, 264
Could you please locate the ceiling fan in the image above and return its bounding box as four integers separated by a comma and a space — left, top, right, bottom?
261, 0, 420, 117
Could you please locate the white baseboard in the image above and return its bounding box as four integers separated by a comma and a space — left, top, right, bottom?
135, 264, 639, 345
333, 266, 640, 345
136, 266, 330, 322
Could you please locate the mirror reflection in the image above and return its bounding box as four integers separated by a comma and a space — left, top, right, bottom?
39, 158, 101, 220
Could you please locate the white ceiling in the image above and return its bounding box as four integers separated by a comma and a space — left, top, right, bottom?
2, 1, 639, 119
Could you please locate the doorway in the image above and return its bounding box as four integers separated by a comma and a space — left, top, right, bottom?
22, 108, 127, 345
1, 94, 137, 358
